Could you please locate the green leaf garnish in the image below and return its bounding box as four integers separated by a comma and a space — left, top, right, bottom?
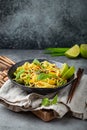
41, 95, 58, 106
37, 73, 53, 80
33, 59, 41, 66
15, 69, 25, 79
41, 98, 50, 106
50, 95, 58, 105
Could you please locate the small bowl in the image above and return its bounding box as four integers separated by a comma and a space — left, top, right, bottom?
8, 59, 75, 95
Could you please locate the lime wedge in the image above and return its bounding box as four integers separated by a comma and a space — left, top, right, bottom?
65, 44, 80, 58
60, 63, 69, 76
62, 66, 75, 79
80, 44, 87, 58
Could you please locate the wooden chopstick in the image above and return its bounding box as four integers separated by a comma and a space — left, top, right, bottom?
67, 68, 84, 104
0, 60, 12, 67
1, 56, 15, 64
0, 56, 15, 65
0, 56, 12, 65
0, 79, 5, 84
0, 56, 15, 87
0, 56, 15, 68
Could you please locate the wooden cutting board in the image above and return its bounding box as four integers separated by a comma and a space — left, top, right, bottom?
0, 56, 57, 121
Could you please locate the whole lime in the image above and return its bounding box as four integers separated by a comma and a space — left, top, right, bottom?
80, 44, 87, 58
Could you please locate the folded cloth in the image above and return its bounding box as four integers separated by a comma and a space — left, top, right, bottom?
0, 75, 87, 120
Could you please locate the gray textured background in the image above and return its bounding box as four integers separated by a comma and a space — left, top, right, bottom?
0, 0, 87, 49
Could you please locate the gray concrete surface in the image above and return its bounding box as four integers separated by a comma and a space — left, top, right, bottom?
0, 49, 87, 130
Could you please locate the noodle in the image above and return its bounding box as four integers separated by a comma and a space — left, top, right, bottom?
14, 59, 67, 88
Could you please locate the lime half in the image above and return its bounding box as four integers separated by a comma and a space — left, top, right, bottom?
62, 66, 75, 79
65, 44, 80, 58
80, 44, 87, 58
60, 63, 69, 76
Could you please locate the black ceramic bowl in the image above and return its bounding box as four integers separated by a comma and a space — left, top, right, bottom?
8, 59, 75, 95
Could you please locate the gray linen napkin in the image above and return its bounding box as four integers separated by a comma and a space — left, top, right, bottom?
0, 75, 87, 120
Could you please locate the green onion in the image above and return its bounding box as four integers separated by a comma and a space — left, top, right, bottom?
51, 53, 65, 57
45, 47, 69, 56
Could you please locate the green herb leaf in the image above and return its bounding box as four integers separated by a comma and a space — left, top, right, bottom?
33, 59, 41, 66
15, 69, 25, 79
41, 95, 58, 106
41, 98, 50, 106
51, 95, 58, 105
37, 73, 52, 80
